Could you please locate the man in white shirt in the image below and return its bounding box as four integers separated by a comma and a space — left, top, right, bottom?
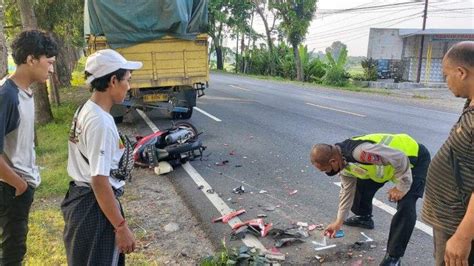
61, 49, 142, 266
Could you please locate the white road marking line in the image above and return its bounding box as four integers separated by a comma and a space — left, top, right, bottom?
333, 182, 433, 236
136, 109, 159, 132
229, 84, 251, 91
306, 102, 366, 117
137, 111, 266, 252
193, 107, 222, 122
183, 163, 267, 251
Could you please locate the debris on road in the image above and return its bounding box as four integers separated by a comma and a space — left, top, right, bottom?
315, 255, 325, 263
296, 221, 308, 227
360, 232, 374, 242
232, 185, 245, 194
308, 224, 324, 231
215, 160, 229, 166
212, 209, 246, 223
289, 189, 298, 195
335, 229, 345, 238
265, 250, 286, 262
274, 237, 305, 248
231, 218, 273, 237
268, 227, 309, 239
259, 190, 268, 194
229, 150, 236, 155
314, 244, 337, 251
206, 189, 215, 194
257, 214, 267, 218
197, 185, 204, 190
235, 164, 243, 168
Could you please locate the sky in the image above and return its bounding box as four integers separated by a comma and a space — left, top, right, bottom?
250, 0, 474, 56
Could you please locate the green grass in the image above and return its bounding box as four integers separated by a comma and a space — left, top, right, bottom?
35, 102, 79, 197
211, 70, 392, 95
26, 208, 67, 265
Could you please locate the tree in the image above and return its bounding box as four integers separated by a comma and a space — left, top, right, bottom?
35, 0, 84, 90
17, 0, 53, 124
271, 0, 317, 81
325, 41, 347, 63
226, 0, 254, 72
254, 0, 277, 74
209, 0, 229, 70
0, 0, 8, 78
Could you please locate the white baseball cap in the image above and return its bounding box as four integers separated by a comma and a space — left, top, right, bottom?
85, 49, 143, 85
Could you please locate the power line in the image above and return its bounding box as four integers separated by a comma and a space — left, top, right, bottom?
306, 11, 422, 41
315, 1, 424, 15
305, 13, 423, 49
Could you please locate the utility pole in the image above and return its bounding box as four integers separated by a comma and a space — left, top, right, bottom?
416, 0, 429, 83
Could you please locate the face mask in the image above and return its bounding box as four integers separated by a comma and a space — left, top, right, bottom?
324, 161, 340, 176
325, 169, 339, 176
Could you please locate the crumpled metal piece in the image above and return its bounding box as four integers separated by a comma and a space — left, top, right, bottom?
274, 237, 305, 248
232, 185, 245, 194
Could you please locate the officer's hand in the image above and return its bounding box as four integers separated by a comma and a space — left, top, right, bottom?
445, 232, 471, 266
324, 220, 342, 238
387, 187, 405, 202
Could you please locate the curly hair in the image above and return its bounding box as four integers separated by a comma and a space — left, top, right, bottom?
11, 30, 58, 65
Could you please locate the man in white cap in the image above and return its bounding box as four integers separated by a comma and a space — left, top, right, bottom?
61, 49, 142, 266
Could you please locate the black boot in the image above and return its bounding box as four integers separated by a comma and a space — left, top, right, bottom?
343, 215, 374, 229
379, 253, 401, 266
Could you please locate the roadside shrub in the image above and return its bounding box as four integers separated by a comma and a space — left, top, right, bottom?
361, 58, 378, 81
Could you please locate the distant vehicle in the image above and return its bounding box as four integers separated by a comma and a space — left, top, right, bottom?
84, 0, 209, 121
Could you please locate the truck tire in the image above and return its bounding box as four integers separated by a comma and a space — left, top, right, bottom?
172, 107, 193, 120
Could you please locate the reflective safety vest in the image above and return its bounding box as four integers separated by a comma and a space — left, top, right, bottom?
341, 133, 419, 183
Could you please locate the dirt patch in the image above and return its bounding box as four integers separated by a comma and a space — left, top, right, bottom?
122, 167, 215, 264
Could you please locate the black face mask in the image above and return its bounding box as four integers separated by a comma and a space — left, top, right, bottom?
325, 169, 339, 176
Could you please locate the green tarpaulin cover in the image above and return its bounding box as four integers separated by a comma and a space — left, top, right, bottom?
85, 0, 208, 48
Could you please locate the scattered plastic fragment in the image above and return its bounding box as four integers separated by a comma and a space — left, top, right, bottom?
229, 150, 236, 155
308, 224, 318, 231
335, 229, 345, 238
233, 185, 245, 194
212, 209, 246, 223
360, 232, 374, 242
314, 244, 336, 251
197, 185, 204, 190
235, 165, 242, 168
206, 189, 215, 194
259, 190, 268, 194
257, 214, 267, 218
232, 218, 272, 237
289, 190, 298, 195
215, 160, 229, 166
296, 222, 308, 227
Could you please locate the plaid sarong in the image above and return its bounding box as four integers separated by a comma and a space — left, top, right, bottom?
61, 181, 125, 266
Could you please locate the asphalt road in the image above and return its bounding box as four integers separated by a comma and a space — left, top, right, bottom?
127, 72, 463, 265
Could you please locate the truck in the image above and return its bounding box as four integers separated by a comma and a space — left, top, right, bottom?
84, 0, 209, 121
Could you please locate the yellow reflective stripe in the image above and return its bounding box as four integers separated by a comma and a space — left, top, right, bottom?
381, 135, 394, 145
376, 165, 384, 178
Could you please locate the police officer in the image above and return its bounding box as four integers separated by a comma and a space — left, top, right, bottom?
310, 133, 431, 266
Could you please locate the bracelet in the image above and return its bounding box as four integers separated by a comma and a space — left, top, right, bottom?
114, 219, 126, 232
